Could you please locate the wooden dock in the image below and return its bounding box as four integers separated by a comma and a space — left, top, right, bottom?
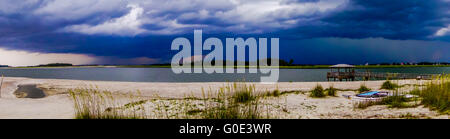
325, 64, 439, 81
327, 71, 436, 81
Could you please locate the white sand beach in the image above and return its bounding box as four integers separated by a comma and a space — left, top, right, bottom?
0, 77, 448, 119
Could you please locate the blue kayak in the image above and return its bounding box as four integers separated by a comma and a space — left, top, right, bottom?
358, 91, 380, 96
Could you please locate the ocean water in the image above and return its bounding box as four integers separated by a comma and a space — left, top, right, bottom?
0, 67, 448, 82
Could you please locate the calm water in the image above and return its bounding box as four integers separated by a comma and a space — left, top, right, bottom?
0, 67, 448, 82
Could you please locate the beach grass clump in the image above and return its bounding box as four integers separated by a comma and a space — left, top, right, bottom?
232, 83, 256, 103
202, 101, 261, 119
265, 89, 281, 97
358, 84, 371, 93
413, 75, 450, 114
326, 85, 337, 96
198, 83, 265, 119
310, 84, 325, 98
379, 94, 413, 108
69, 88, 147, 119
380, 80, 399, 90
272, 89, 280, 97
355, 100, 378, 109
186, 109, 204, 115
398, 113, 420, 119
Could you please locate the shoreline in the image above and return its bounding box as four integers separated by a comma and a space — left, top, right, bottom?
0, 77, 448, 119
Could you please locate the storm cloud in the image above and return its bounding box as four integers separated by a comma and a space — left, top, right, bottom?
0, 0, 449, 65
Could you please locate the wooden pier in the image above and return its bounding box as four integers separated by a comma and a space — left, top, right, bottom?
326, 64, 436, 81
327, 64, 356, 81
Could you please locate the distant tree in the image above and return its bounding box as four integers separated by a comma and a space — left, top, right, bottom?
279, 59, 289, 66
289, 59, 294, 65
38, 63, 73, 67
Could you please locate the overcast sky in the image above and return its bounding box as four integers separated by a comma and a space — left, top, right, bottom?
0, 0, 449, 66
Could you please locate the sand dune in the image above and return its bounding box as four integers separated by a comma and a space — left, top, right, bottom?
0, 77, 447, 119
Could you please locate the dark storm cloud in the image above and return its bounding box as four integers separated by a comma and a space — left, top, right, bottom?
280, 37, 450, 65
321, 0, 449, 39
280, 0, 450, 40
0, 0, 449, 65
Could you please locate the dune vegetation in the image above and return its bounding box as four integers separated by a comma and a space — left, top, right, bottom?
356, 75, 449, 113
68, 75, 449, 119
412, 75, 450, 114
69, 83, 279, 119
